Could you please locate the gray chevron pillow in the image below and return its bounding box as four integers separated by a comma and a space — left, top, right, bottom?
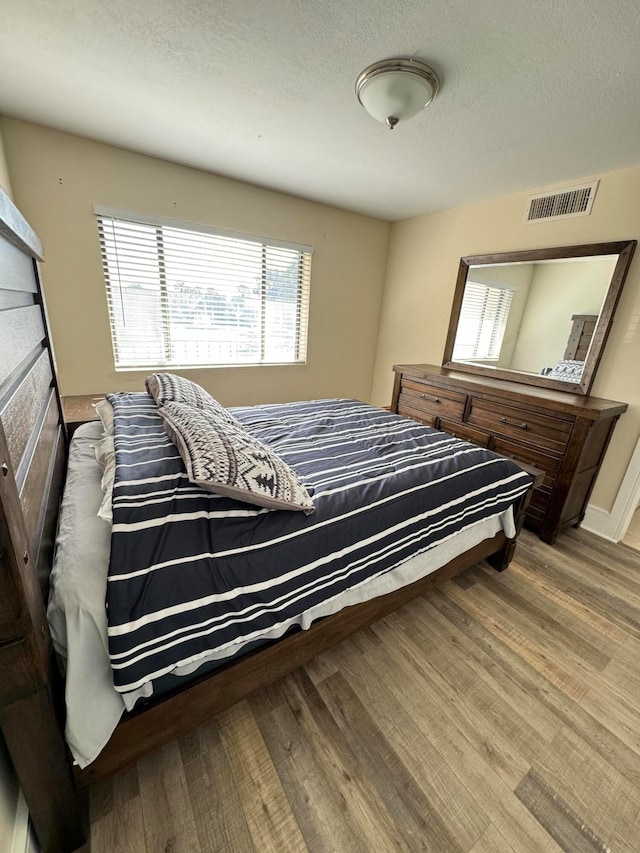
159, 401, 315, 514
145, 373, 239, 425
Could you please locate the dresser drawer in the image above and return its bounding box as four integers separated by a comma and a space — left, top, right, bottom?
438, 419, 490, 448
401, 410, 438, 427
467, 397, 572, 454
490, 437, 560, 489
399, 379, 467, 421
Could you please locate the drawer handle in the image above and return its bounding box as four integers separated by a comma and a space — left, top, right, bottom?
420, 394, 441, 403
500, 416, 528, 430
510, 453, 534, 467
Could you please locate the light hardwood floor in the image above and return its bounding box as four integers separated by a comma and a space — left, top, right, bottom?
89, 528, 640, 852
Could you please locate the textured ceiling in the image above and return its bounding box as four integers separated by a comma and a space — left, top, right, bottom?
1, 0, 640, 220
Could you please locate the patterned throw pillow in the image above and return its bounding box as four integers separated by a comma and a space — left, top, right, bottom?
159, 401, 315, 514
145, 373, 239, 425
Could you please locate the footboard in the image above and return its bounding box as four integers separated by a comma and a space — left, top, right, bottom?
488, 463, 544, 571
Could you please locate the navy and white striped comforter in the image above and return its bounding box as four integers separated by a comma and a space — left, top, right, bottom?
106, 394, 533, 696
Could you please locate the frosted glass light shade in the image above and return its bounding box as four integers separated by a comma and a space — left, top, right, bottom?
356, 58, 440, 130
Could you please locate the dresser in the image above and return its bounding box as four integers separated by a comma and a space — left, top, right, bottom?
390, 364, 627, 544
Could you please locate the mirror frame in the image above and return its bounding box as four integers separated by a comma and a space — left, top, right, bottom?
442, 240, 637, 395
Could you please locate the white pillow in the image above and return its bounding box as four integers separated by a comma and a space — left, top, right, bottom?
93, 435, 115, 523
93, 398, 115, 436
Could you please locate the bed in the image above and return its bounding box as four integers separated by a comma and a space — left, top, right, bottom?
0, 188, 538, 853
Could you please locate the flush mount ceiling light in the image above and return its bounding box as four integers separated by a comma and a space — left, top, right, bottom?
355, 57, 440, 130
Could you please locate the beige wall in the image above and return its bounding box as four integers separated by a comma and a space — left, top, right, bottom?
510, 257, 618, 372
1, 118, 390, 405
0, 118, 13, 196
372, 166, 640, 512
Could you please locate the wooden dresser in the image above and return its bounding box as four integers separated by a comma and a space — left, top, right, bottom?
390, 364, 627, 544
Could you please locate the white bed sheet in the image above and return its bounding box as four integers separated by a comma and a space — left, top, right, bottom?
48, 421, 515, 768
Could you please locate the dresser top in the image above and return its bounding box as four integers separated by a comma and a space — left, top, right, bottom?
393, 364, 627, 420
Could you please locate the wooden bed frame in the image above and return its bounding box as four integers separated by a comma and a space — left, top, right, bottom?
0, 189, 538, 852
564, 313, 598, 361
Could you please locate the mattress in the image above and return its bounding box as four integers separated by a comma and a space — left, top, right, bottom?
49, 419, 518, 768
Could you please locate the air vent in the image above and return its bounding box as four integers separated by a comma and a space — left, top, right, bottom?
524, 181, 599, 223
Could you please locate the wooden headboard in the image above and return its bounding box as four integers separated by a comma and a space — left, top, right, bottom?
0, 188, 85, 851
564, 313, 598, 361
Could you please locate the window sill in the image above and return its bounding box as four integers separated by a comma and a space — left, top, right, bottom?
114, 361, 307, 372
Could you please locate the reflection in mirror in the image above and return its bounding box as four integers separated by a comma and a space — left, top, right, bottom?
443, 241, 637, 395
452, 255, 618, 384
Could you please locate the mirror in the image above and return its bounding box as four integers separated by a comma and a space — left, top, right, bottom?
442, 241, 637, 395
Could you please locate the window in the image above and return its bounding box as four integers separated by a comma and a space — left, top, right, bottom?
95, 206, 312, 370
452, 281, 514, 361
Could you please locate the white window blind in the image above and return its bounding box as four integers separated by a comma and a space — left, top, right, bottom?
453, 281, 514, 361
95, 207, 312, 370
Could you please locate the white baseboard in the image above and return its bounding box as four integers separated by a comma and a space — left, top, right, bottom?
581, 433, 640, 543
581, 505, 618, 542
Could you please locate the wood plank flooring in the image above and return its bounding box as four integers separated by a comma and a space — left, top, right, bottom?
89, 528, 640, 852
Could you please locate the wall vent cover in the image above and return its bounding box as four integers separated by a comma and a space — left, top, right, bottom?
524, 181, 599, 223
